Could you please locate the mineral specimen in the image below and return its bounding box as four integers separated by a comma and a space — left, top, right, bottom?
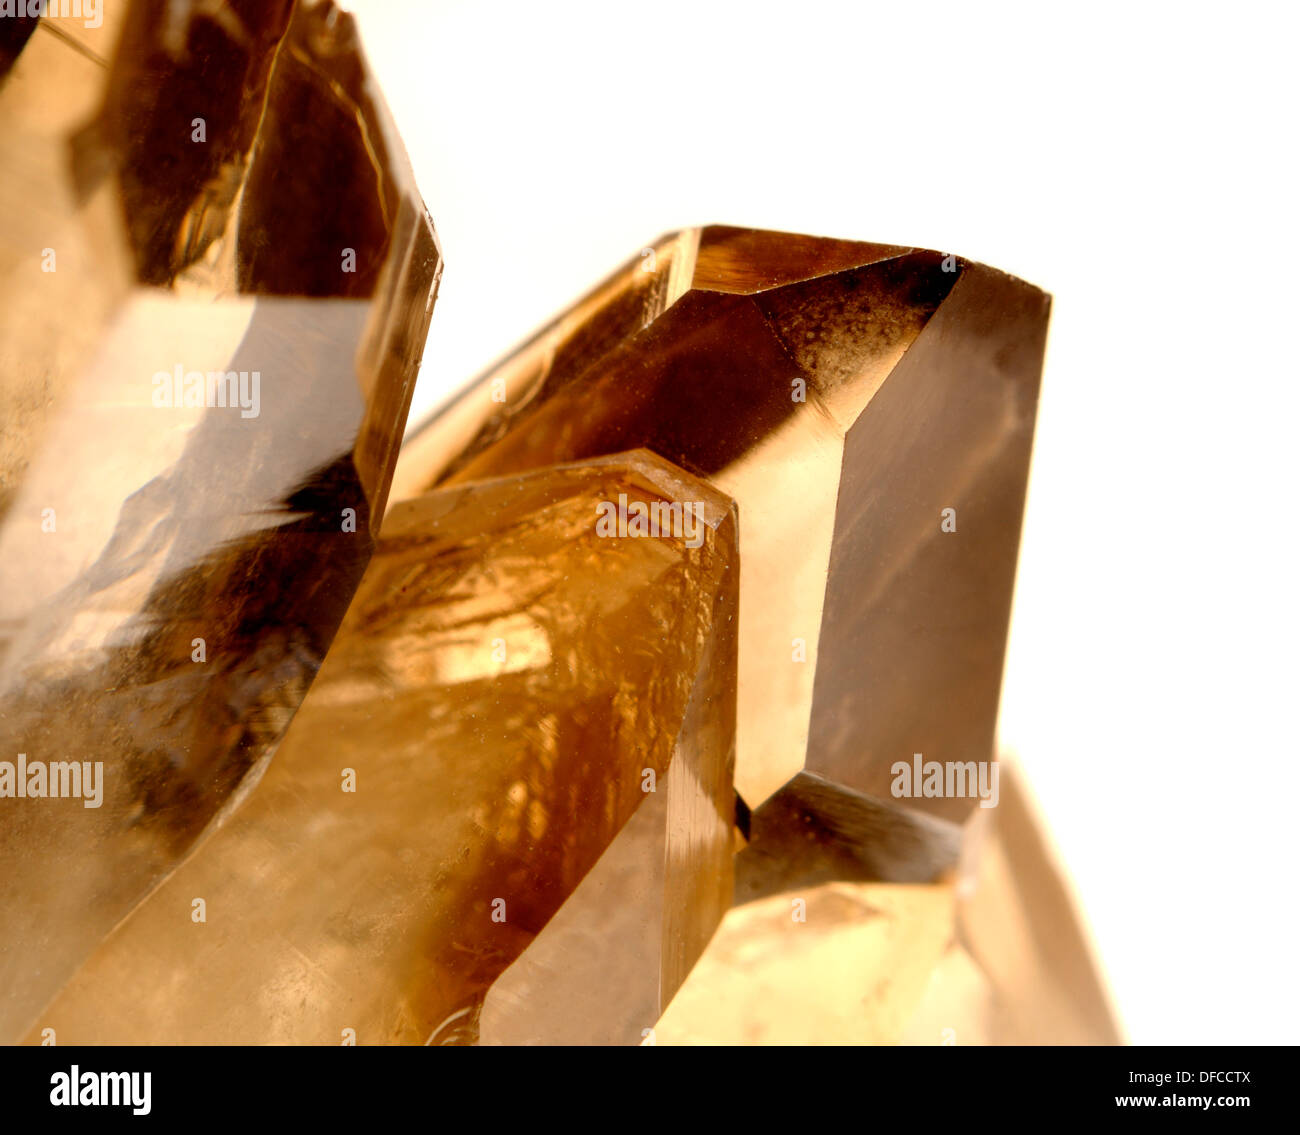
394, 226, 1047, 830
29, 451, 737, 1045
0, 0, 440, 1041
2, 5, 1111, 1040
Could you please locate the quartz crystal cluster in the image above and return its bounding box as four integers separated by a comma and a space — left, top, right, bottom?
393, 226, 1119, 1044
1, 1, 1117, 1045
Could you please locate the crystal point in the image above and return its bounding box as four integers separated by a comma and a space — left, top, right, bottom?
395, 227, 1046, 821
30, 451, 737, 1044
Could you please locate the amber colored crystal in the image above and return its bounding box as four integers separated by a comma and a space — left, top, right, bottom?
656, 764, 1119, 1045
393, 227, 1047, 833
28, 451, 737, 1045
0, 1, 440, 1041
654, 881, 956, 1045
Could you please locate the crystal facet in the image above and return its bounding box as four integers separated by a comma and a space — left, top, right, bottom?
0, 0, 440, 1041
657, 766, 1117, 1045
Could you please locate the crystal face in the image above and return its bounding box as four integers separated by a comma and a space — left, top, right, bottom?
394, 226, 1047, 828
658, 765, 1118, 1045
0, 1, 441, 1041
655, 879, 957, 1045
29, 451, 737, 1045
733, 771, 963, 902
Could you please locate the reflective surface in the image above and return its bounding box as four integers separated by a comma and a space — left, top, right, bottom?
0, 0, 440, 1041
657, 764, 1119, 1045
2, 31, 1109, 1044
395, 227, 1047, 822
30, 451, 737, 1044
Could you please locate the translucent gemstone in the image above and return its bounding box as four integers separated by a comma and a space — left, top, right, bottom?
656, 765, 1120, 1045
654, 880, 956, 1045
0, 0, 440, 1040
29, 451, 738, 1044
393, 227, 1048, 828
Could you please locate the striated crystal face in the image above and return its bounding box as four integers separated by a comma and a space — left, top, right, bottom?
393, 227, 1047, 828
0, 0, 441, 1041
28, 451, 737, 1045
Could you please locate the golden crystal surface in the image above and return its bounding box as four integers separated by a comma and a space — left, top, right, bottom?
0, 0, 440, 1041
655, 880, 956, 1046
29, 451, 737, 1044
394, 227, 1047, 828
385, 229, 1115, 1045
2, 18, 1111, 1048
658, 764, 1117, 1045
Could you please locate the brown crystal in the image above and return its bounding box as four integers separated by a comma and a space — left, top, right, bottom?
28, 450, 737, 1045
0, 0, 440, 1041
385, 235, 1107, 1043
734, 771, 962, 902
393, 227, 1047, 833
656, 764, 1119, 1044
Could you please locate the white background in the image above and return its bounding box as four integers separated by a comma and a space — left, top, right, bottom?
347, 0, 1298, 1045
